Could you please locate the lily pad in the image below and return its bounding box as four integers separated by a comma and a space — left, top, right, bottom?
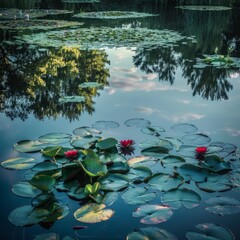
148, 173, 184, 192
139, 138, 173, 150
209, 142, 237, 158
79, 82, 103, 88
171, 123, 198, 134
161, 155, 185, 166
8, 205, 49, 227
186, 223, 235, 240
14, 140, 48, 153
122, 187, 157, 205
181, 133, 211, 145
80, 158, 107, 177
127, 227, 177, 240
96, 137, 118, 150
30, 174, 56, 192
73, 126, 102, 137
133, 204, 173, 224
31, 162, 58, 172
141, 146, 169, 157
176, 5, 232, 11
128, 166, 152, 182
92, 121, 119, 130
39, 133, 71, 144
127, 156, 156, 167
161, 188, 201, 209
74, 203, 114, 223
205, 196, 240, 215
197, 174, 233, 192
141, 126, 165, 136
59, 96, 85, 103
124, 118, 151, 128
12, 181, 41, 198
71, 136, 101, 149
1, 157, 37, 170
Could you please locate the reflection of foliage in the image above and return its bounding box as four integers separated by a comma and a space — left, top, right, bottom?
133, 46, 180, 84
0, 44, 110, 121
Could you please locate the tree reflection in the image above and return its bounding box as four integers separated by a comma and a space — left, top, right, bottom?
132, 45, 235, 101
0, 44, 110, 121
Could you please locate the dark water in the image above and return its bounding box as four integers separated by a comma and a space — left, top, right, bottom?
0, 4, 240, 240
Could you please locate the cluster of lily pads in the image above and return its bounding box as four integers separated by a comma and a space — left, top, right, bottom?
0, 20, 84, 31
73, 11, 158, 19
176, 5, 232, 11
15, 27, 196, 49
194, 54, 240, 69
1, 118, 239, 239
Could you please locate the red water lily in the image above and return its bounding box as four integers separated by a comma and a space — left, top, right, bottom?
119, 139, 135, 148
195, 146, 207, 154
65, 149, 79, 159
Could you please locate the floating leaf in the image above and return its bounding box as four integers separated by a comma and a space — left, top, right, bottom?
133, 204, 173, 224
41, 146, 65, 158
33, 233, 59, 240
124, 118, 151, 128
1, 157, 37, 170
127, 227, 177, 240
108, 161, 130, 173
161, 155, 185, 166
127, 156, 156, 167
205, 196, 240, 215
175, 164, 209, 182
73, 126, 102, 137
209, 142, 237, 158
71, 136, 101, 149
8, 205, 49, 227
122, 187, 157, 205
74, 203, 114, 223
186, 223, 235, 240
139, 138, 173, 150
92, 121, 119, 130
100, 153, 126, 163
32, 162, 58, 172
148, 173, 184, 192
96, 137, 118, 150
59, 96, 85, 103
39, 133, 71, 144
161, 188, 201, 209
197, 174, 233, 192
141, 126, 165, 136
99, 173, 130, 191
79, 82, 102, 88
30, 174, 56, 192
12, 181, 41, 198
14, 140, 47, 153
128, 166, 152, 182
141, 146, 169, 157
181, 134, 211, 145
171, 123, 198, 134
80, 158, 107, 177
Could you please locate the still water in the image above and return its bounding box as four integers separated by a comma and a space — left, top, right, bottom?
0, 4, 240, 240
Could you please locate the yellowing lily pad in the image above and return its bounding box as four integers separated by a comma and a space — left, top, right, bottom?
1, 157, 37, 170
74, 203, 114, 223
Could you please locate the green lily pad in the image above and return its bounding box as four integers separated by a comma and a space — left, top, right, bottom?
127, 156, 156, 167
122, 187, 157, 205
39, 133, 71, 144
80, 158, 107, 177
12, 181, 41, 198
124, 118, 151, 128
141, 146, 169, 157
141, 126, 165, 136
186, 223, 235, 240
1, 157, 37, 170
161, 188, 201, 209
73, 126, 102, 137
31, 162, 58, 172
148, 173, 184, 192
200, 155, 232, 173
41, 146, 65, 158
108, 161, 130, 173
209, 142, 237, 158
30, 174, 56, 192
175, 164, 209, 182
99, 173, 130, 191
197, 174, 233, 192
14, 140, 48, 153
92, 121, 119, 130
102, 192, 118, 206
181, 133, 211, 145
161, 155, 185, 166
133, 204, 173, 224
128, 166, 152, 182
96, 137, 118, 150
8, 205, 49, 227
205, 196, 240, 215
171, 123, 198, 134
59, 96, 85, 103
139, 138, 173, 150
100, 153, 126, 163
74, 203, 114, 223
79, 82, 103, 88
176, 5, 232, 11
127, 227, 177, 240
71, 136, 101, 149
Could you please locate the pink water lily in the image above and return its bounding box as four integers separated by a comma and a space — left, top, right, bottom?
65, 149, 79, 159
119, 139, 135, 148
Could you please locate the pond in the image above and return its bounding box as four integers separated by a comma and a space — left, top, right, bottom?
0, 3, 240, 240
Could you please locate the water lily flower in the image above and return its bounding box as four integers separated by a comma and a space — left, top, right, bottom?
119, 139, 135, 148
65, 149, 79, 159
195, 146, 207, 154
